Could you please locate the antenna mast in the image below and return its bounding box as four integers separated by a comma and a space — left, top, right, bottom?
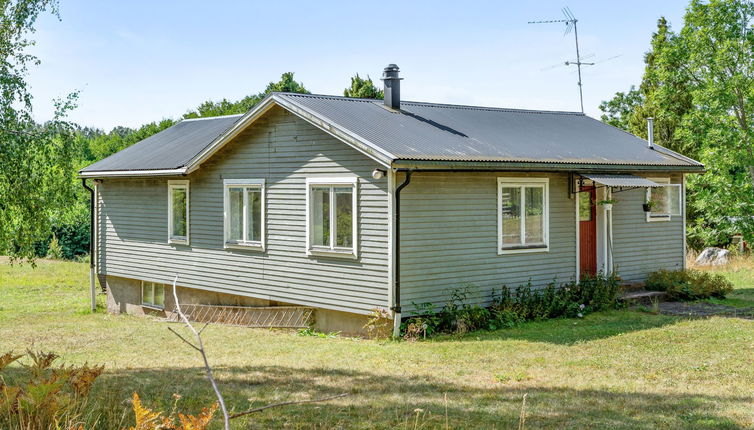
529, 7, 592, 113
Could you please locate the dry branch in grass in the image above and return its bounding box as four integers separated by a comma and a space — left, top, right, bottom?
169, 275, 231, 430
168, 275, 348, 428
228, 393, 349, 419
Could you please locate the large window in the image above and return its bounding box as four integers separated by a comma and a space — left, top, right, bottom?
168, 180, 189, 244
646, 178, 682, 221
306, 177, 357, 258
498, 178, 549, 253
142, 281, 165, 309
224, 179, 265, 250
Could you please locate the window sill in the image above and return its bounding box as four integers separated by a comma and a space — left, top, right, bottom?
169, 238, 189, 246
224, 242, 265, 252
141, 304, 165, 311
307, 248, 357, 259
498, 245, 549, 255
646, 215, 672, 222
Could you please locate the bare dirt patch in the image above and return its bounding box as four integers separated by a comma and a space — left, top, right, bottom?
658, 301, 754, 319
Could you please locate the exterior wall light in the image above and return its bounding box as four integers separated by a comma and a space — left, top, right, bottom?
372, 169, 386, 180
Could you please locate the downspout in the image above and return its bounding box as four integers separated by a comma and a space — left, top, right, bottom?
392, 170, 412, 337
81, 178, 96, 312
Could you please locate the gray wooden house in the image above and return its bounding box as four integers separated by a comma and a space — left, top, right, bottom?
80, 65, 703, 335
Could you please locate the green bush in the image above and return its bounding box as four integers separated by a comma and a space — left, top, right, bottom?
402, 273, 622, 338
33, 220, 90, 261
646, 269, 733, 301
491, 272, 621, 324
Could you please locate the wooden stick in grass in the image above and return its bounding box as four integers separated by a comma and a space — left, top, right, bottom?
168, 274, 348, 426
169, 275, 231, 430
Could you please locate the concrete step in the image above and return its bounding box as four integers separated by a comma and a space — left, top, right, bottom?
619, 290, 668, 306
619, 282, 647, 293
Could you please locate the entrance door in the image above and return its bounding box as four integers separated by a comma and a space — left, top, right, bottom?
579, 186, 597, 275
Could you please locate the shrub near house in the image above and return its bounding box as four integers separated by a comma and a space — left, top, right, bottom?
646, 269, 733, 301
402, 273, 621, 339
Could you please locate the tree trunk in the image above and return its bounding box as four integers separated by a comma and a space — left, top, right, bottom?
749, 165, 754, 189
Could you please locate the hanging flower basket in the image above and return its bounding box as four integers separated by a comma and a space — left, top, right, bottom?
597, 199, 616, 211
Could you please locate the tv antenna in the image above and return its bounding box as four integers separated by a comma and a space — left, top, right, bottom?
529, 7, 590, 113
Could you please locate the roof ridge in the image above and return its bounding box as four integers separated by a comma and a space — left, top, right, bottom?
277, 92, 583, 116
400, 100, 583, 115
181, 114, 244, 122
275, 92, 380, 103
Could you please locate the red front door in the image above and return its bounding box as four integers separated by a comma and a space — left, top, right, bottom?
579, 186, 597, 275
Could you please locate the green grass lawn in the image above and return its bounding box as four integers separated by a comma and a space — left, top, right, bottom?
1, 259, 753, 429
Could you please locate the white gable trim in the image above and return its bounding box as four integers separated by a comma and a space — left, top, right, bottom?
184, 94, 393, 175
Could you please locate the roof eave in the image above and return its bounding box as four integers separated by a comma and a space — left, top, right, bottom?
78, 168, 188, 179
391, 159, 706, 173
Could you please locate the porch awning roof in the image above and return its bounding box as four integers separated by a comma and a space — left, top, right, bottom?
582, 174, 664, 187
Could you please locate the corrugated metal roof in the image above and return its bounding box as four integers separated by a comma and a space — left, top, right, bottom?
583, 174, 664, 187
80, 114, 242, 173
80, 93, 703, 175
281, 93, 700, 167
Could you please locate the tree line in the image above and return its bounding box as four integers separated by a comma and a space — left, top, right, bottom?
600, 0, 754, 249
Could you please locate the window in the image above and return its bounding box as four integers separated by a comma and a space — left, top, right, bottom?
646, 178, 682, 221
498, 178, 549, 253
223, 179, 265, 250
142, 281, 165, 309
168, 180, 189, 244
579, 190, 593, 221
306, 177, 357, 257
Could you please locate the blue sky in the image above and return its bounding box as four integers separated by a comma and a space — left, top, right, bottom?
27, 0, 689, 130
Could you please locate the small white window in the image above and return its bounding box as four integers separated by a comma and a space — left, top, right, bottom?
306, 177, 358, 258
168, 180, 189, 244
223, 179, 265, 250
141, 281, 165, 309
498, 178, 549, 254
647, 178, 682, 222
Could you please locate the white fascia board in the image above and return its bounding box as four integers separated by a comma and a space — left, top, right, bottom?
183, 94, 393, 175
78, 168, 187, 178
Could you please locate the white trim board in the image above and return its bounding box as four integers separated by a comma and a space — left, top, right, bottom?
184, 94, 393, 176
222, 179, 266, 252
305, 176, 359, 259
167, 180, 190, 245
496, 177, 550, 255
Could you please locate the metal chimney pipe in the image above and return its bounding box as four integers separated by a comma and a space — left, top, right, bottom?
647, 117, 654, 149
381, 64, 402, 110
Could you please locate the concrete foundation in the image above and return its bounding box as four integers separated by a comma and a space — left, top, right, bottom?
103, 275, 371, 336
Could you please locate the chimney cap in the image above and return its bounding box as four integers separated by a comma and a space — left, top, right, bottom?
382, 64, 403, 80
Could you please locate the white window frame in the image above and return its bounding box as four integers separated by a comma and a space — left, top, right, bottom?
223, 179, 266, 251
168, 180, 189, 245
305, 176, 358, 259
141, 281, 165, 309
497, 177, 550, 254
646, 177, 682, 222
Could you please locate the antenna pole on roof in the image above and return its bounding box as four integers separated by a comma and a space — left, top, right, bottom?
528, 7, 593, 113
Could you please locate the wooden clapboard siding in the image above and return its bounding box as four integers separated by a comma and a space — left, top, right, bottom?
399, 172, 577, 313
97, 106, 389, 315
611, 173, 684, 282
